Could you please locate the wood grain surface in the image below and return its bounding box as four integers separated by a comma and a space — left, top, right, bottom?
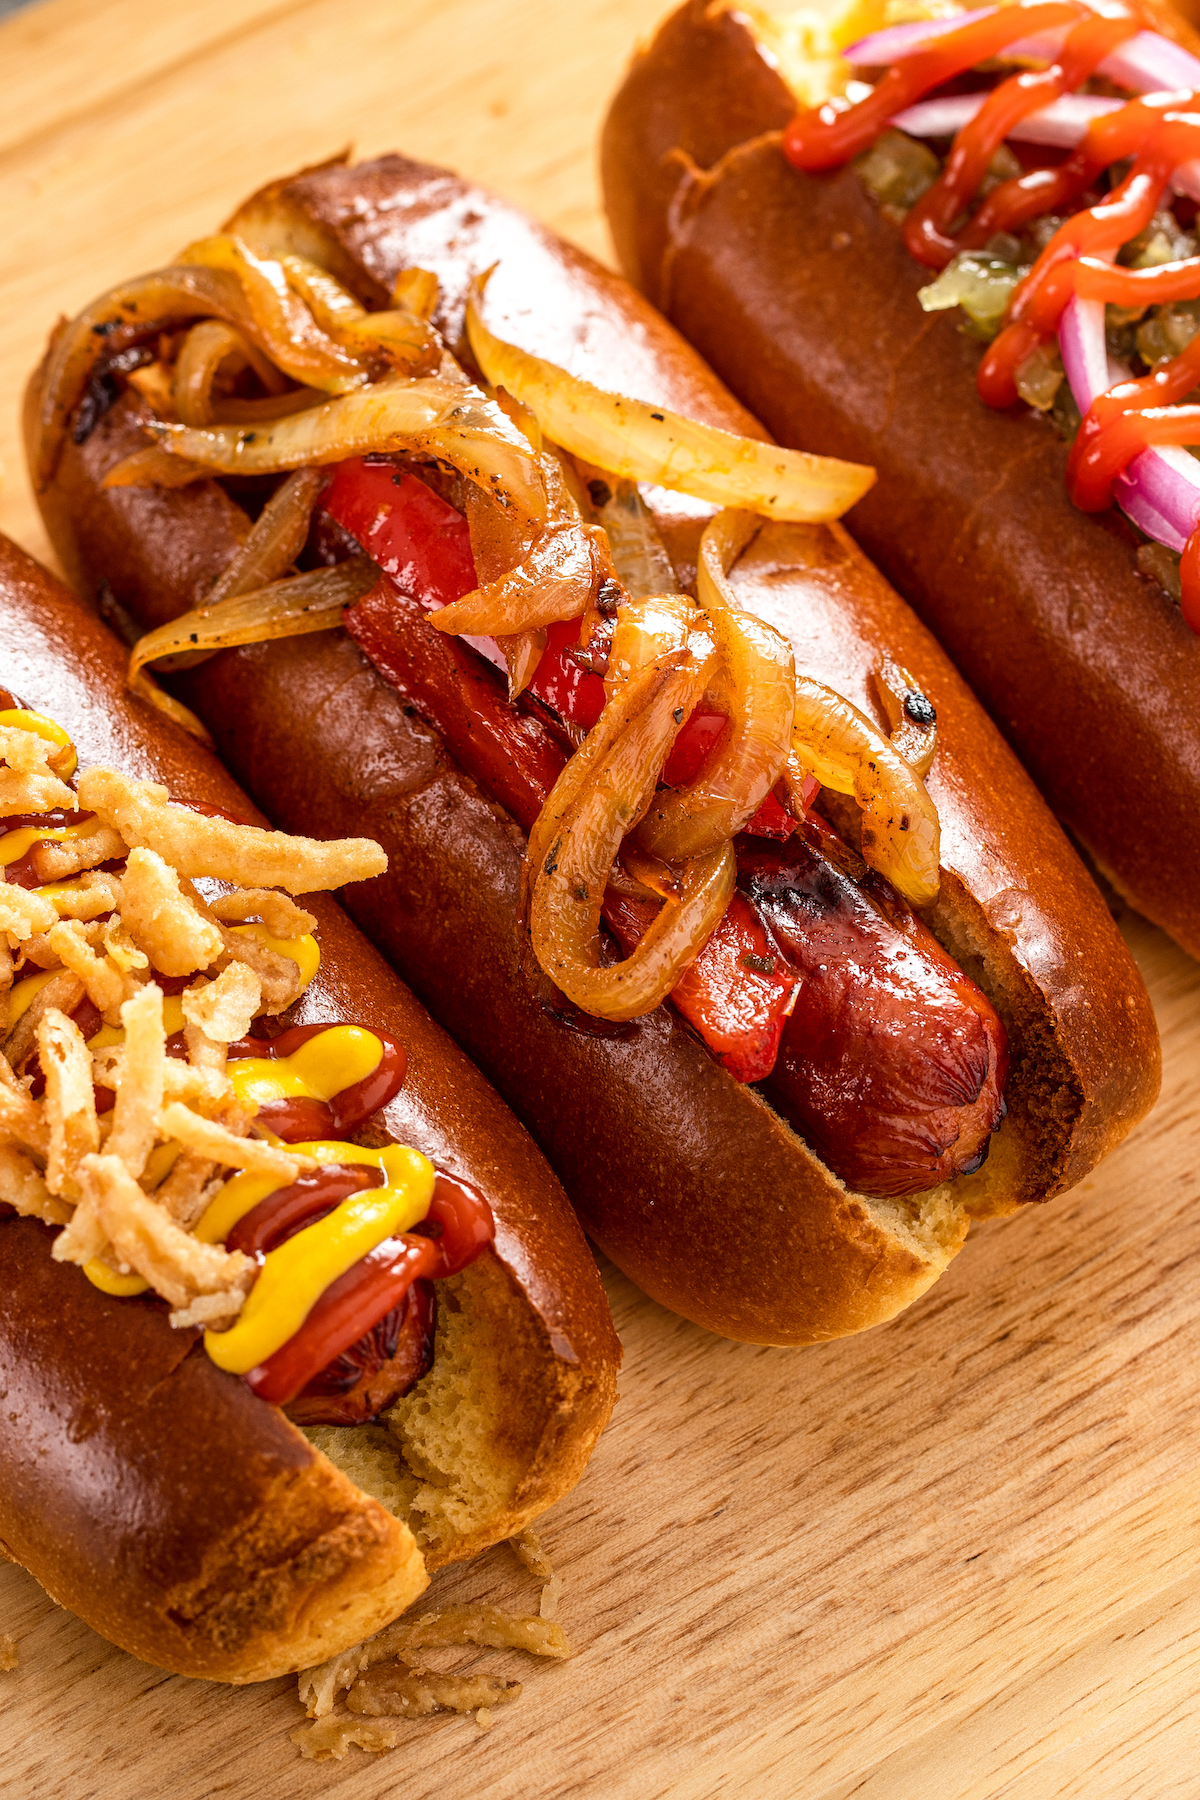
2, 2, 1200, 1796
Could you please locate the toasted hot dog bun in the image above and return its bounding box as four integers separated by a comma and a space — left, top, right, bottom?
0, 531, 619, 1681
601, 0, 1200, 962
30, 155, 1158, 1346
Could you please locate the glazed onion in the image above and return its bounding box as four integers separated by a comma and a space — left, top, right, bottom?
209, 466, 327, 605
127, 558, 378, 686
465, 279, 876, 522
788, 678, 941, 907
30, 266, 277, 488
140, 377, 547, 524
872, 656, 939, 780
590, 478, 679, 597
638, 510, 795, 860
174, 320, 290, 426
528, 653, 733, 1019
280, 254, 440, 376
176, 237, 367, 394
431, 522, 604, 637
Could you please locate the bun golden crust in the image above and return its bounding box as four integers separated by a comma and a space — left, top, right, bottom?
29, 156, 1157, 1344
601, 0, 1200, 962
0, 532, 618, 1677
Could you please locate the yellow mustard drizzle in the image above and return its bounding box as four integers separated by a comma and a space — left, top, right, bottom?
227, 1024, 382, 1114
0, 707, 77, 780
202, 1143, 435, 1375
0, 820, 90, 868
5, 968, 58, 1033
83, 1258, 151, 1297
226, 923, 321, 989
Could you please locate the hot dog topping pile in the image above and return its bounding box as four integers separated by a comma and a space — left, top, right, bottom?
0, 706, 493, 1421
783, 0, 1200, 629
34, 215, 1012, 1197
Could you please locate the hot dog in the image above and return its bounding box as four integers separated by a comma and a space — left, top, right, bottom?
602, 0, 1200, 960
0, 530, 619, 1682
27, 153, 1159, 1346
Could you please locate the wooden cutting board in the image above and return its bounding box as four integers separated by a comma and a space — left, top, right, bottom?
3, 2, 1200, 1795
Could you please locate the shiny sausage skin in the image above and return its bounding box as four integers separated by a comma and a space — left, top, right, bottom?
600, 0, 1200, 959
743, 831, 1008, 1197
285, 1282, 436, 1427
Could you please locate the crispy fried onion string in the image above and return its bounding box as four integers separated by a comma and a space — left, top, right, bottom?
127, 557, 378, 685
786, 682, 941, 908
465, 273, 876, 523
637, 509, 796, 861
525, 644, 734, 1020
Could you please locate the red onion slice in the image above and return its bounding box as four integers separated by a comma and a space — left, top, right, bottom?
1061, 291, 1200, 549
845, 11, 1200, 91
842, 9, 996, 66
892, 90, 1121, 145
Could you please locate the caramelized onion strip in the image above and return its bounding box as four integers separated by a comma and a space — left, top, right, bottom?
637, 510, 795, 861
788, 678, 941, 907
431, 523, 603, 637
280, 256, 440, 376
142, 378, 546, 524
127, 559, 378, 686
176, 237, 367, 394
529, 657, 733, 1019
174, 320, 289, 426
30, 265, 284, 488
872, 656, 939, 780
210, 466, 328, 605
466, 277, 876, 522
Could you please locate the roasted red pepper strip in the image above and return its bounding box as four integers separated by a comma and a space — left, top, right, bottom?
321, 458, 477, 604
605, 885, 801, 1082
347, 573, 566, 833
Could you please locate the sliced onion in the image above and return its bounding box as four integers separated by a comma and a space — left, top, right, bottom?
846, 15, 1200, 90
528, 654, 732, 1019
431, 521, 600, 636
843, 9, 997, 65
893, 90, 1122, 146
129, 670, 214, 745
143, 377, 546, 524
1060, 292, 1200, 549
466, 280, 876, 523
102, 445, 217, 490
210, 465, 327, 605
177, 237, 367, 394
604, 593, 696, 701
30, 266, 272, 488
174, 320, 289, 426
1103, 30, 1200, 93
788, 678, 941, 906
637, 510, 796, 860
589, 478, 679, 597
127, 558, 378, 685
872, 656, 938, 779
280, 255, 440, 377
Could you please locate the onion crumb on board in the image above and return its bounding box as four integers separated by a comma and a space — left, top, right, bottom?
0, 1635, 18, 1671
291, 1550, 572, 1761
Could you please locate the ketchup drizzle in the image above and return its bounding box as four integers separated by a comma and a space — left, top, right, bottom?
783, 3, 1200, 627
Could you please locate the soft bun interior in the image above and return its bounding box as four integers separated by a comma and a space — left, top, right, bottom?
306, 1250, 599, 1570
